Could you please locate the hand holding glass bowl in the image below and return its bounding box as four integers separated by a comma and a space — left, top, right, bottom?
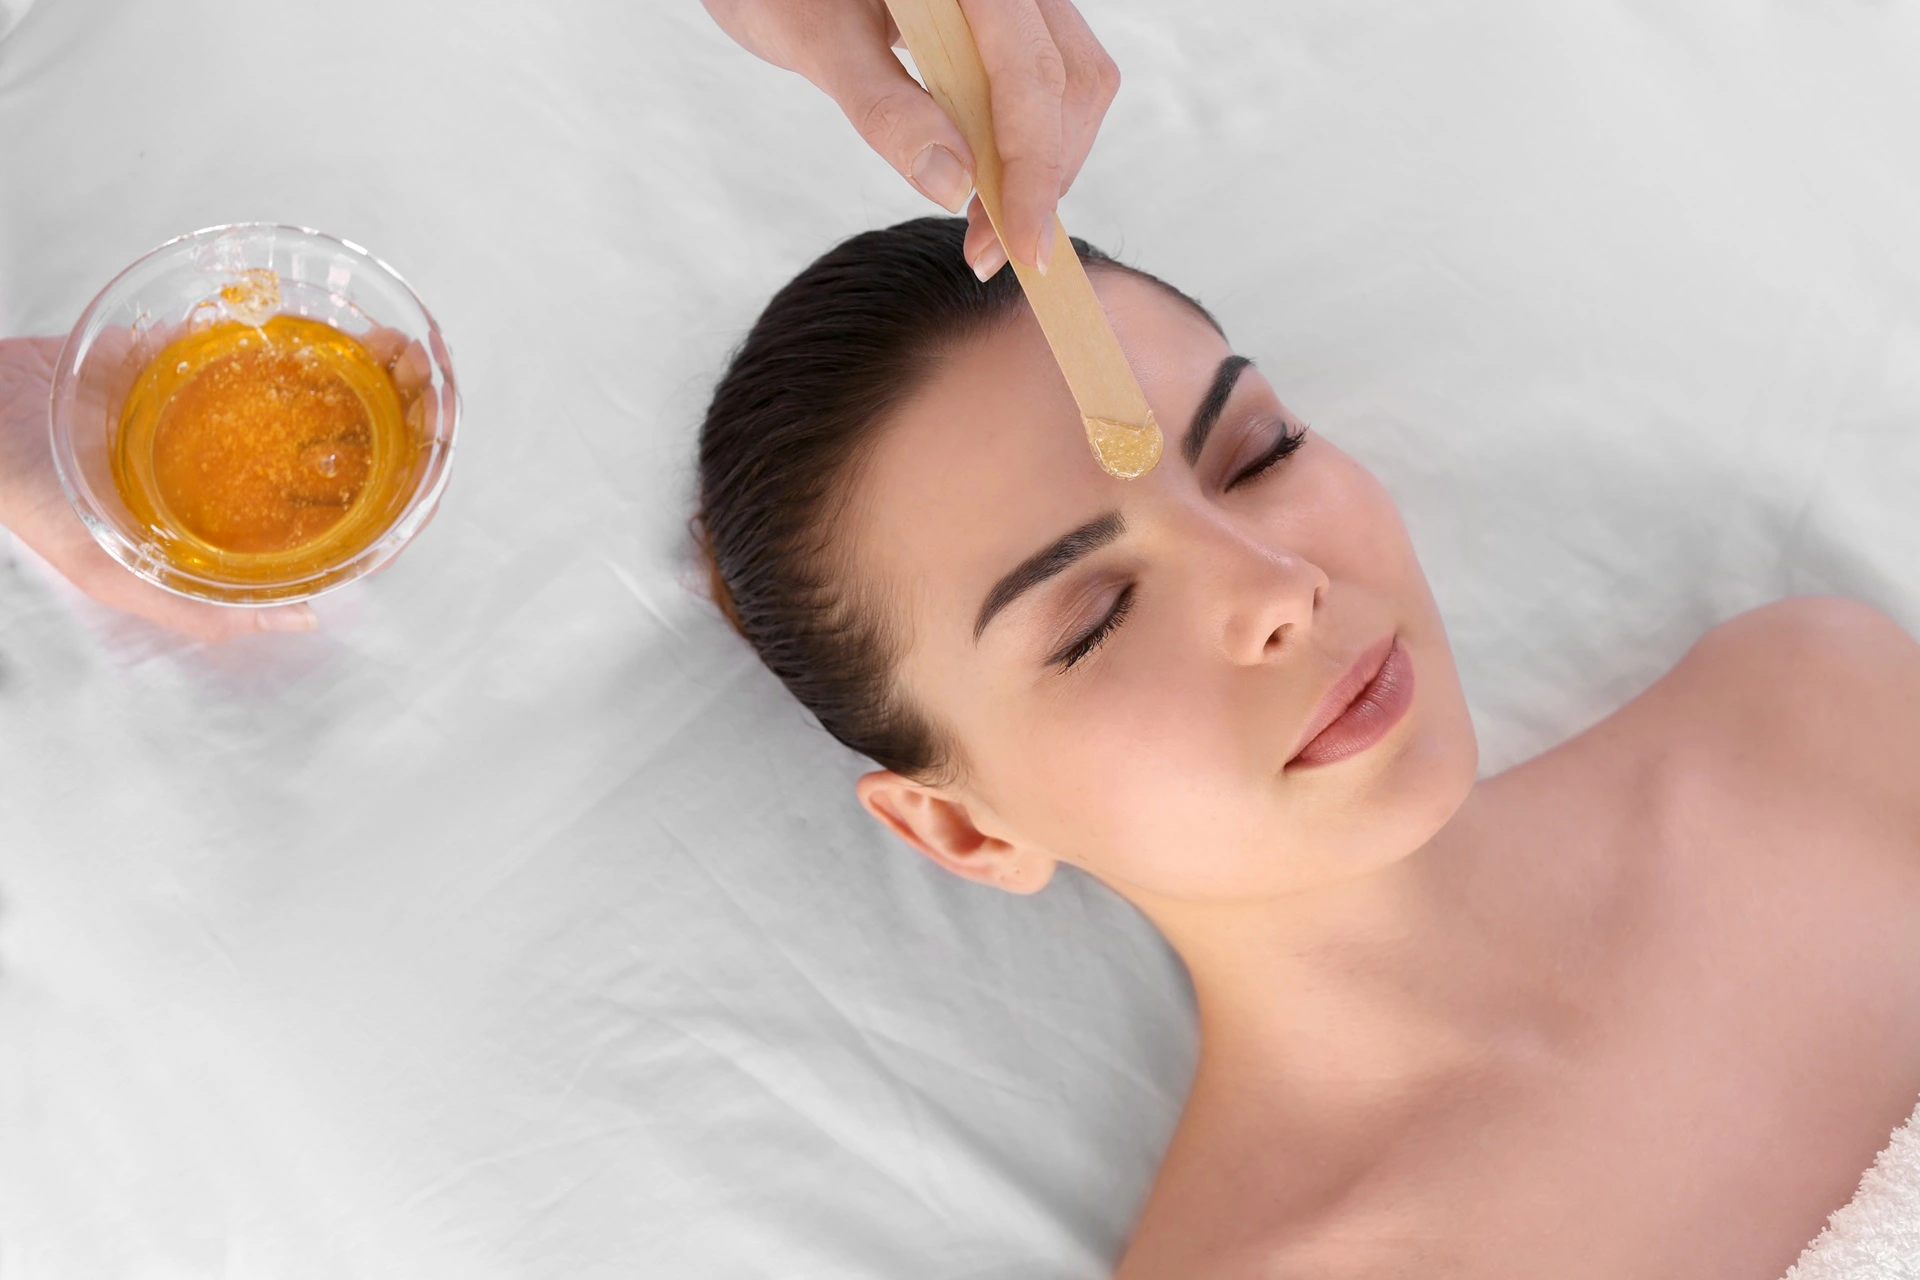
2, 224, 458, 642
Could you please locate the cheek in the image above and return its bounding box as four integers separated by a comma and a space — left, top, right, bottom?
940, 445, 1473, 902
1267, 443, 1417, 590
958, 657, 1288, 895
1296, 454, 1481, 851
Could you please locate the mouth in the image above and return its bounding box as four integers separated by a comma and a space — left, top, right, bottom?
1284, 634, 1416, 771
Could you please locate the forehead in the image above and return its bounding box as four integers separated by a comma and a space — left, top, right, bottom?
844, 271, 1232, 644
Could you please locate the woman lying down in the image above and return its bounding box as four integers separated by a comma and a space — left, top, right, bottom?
693, 216, 1920, 1279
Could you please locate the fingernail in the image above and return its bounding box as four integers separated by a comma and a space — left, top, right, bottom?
256, 604, 319, 633
1035, 218, 1057, 276
910, 144, 971, 215
969, 239, 1008, 282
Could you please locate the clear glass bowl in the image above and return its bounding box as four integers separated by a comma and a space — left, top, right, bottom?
48, 223, 459, 605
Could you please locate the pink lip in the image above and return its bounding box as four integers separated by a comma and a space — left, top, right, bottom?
1285, 634, 1415, 770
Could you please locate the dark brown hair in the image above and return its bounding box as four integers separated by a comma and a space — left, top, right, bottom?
694, 216, 1215, 781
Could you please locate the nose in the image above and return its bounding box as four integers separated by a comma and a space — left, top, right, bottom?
1208, 526, 1329, 666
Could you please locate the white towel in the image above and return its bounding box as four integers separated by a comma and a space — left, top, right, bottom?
1782, 1096, 1920, 1279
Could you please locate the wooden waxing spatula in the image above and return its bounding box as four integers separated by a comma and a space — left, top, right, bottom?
883, 0, 1163, 479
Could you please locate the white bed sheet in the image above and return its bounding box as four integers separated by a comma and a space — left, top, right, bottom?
2, 2, 1918, 1276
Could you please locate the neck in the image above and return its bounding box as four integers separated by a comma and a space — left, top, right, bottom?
1127, 783, 1615, 1119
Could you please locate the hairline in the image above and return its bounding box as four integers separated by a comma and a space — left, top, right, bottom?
814, 259, 1220, 790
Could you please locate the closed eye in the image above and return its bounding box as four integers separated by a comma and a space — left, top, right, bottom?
1226, 422, 1308, 491
1050, 584, 1136, 671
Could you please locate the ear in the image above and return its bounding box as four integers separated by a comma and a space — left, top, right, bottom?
855, 769, 1055, 895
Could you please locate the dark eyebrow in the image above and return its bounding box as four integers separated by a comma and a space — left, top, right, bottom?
1182, 355, 1254, 466
974, 511, 1125, 641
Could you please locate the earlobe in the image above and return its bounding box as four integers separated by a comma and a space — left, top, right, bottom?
856, 769, 1047, 892
991, 858, 1056, 896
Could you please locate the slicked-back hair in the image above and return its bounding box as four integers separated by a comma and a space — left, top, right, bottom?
694, 216, 1218, 781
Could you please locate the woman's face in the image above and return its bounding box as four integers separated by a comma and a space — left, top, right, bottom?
847, 271, 1478, 907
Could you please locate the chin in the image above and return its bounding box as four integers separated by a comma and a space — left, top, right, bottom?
1386, 689, 1480, 856
1337, 656, 1480, 874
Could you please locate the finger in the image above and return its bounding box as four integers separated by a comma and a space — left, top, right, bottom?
963, 196, 1008, 281
87, 561, 317, 642
959, 0, 1066, 271
801, 7, 978, 214
700, 0, 789, 67
389, 339, 432, 401
352, 329, 440, 441
57, 537, 316, 643
404, 488, 447, 543
1033, 0, 1119, 195
359, 326, 409, 368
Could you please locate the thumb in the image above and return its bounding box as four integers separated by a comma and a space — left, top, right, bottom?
808, 37, 977, 214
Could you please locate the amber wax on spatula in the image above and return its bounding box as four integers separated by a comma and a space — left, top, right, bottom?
884, 0, 1163, 479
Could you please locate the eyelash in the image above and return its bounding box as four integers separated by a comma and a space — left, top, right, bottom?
1052, 584, 1136, 671
1226, 421, 1308, 491
1045, 422, 1306, 673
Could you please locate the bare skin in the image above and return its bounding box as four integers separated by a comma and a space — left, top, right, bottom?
825, 270, 1920, 1278
704, 0, 1121, 280
1121, 599, 1920, 1278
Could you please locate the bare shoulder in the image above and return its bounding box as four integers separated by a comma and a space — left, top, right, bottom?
1654, 595, 1920, 836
